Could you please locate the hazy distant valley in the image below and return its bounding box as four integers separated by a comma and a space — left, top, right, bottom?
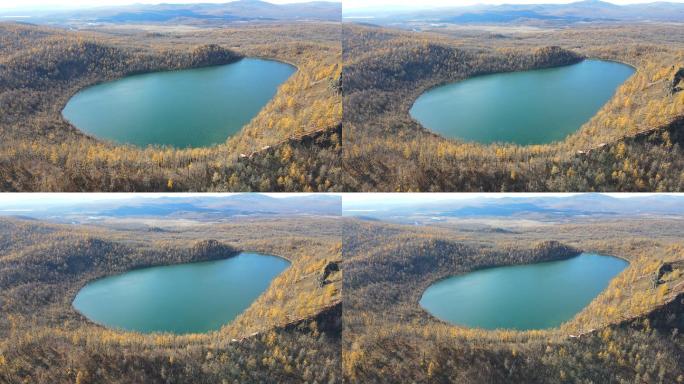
344, 0, 684, 29
3, 0, 341, 27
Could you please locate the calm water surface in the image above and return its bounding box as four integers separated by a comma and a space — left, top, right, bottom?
63, 58, 295, 148
419, 253, 628, 330
73, 252, 290, 334
410, 60, 634, 145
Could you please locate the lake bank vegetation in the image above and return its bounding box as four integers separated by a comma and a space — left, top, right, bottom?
0, 216, 342, 383
342, 24, 684, 191
0, 22, 342, 192
343, 217, 684, 383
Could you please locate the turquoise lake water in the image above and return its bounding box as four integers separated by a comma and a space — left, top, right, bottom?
73, 252, 290, 334
419, 253, 628, 330
63, 58, 295, 148
410, 60, 634, 145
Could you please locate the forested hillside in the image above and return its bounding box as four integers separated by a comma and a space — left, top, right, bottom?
342, 24, 684, 191
0, 216, 342, 383
0, 22, 342, 191
343, 217, 684, 383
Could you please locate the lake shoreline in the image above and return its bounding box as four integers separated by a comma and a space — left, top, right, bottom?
419, 251, 629, 331
72, 250, 292, 335
61, 57, 296, 148
409, 58, 635, 145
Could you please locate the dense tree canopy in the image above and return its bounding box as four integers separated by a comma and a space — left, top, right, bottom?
343, 217, 684, 383
0, 22, 342, 192
342, 24, 684, 192
0, 216, 342, 383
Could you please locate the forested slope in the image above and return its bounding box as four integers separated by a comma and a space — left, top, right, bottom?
342, 24, 684, 191
343, 218, 684, 383
0, 22, 342, 192
0, 217, 342, 383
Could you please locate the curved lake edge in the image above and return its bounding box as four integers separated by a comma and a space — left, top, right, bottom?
70, 249, 293, 335
60, 56, 298, 150
417, 249, 631, 332
407, 56, 636, 148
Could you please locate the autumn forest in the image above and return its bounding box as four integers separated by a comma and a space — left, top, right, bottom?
2, 0, 684, 383
0, 22, 342, 192
0, 196, 342, 383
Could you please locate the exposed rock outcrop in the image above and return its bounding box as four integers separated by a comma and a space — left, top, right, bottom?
672, 67, 684, 94
319, 260, 340, 286
656, 260, 684, 285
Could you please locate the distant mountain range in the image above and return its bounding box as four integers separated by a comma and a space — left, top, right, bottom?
343, 194, 684, 219
0, 194, 341, 221
1, 0, 342, 25
344, 1, 684, 25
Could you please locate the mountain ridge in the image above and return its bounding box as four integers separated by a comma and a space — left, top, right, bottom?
1, 0, 343, 24
344, 1, 684, 24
